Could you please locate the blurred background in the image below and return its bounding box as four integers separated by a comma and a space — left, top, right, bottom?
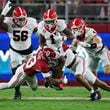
0, 0, 110, 85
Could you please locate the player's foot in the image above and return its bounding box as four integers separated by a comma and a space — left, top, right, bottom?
44, 81, 49, 88
90, 92, 101, 101
50, 84, 64, 90
14, 91, 21, 100
95, 91, 101, 100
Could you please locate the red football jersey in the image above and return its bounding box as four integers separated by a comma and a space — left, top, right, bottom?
23, 47, 58, 76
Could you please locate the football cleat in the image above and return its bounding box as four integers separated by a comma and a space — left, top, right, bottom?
50, 84, 64, 91
14, 91, 22, 100
90, 91, 101, 101
95, 91, 101, 100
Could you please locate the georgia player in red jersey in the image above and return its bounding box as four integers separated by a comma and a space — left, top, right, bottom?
0, 1, 38, 99
0, 46, 68, 92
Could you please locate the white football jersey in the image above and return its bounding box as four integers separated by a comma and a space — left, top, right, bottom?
84, 27, 97, 43
4, 17, 37, 51
37, 19, 67, 50
81, 27, 103, 54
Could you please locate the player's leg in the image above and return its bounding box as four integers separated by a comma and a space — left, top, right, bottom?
74, 56, 94, 91
99, 47, 110, 74
0, 74, 21, 90
84, 69, 101, 101
9, 49, 22, 99
0, 83, 9, 89
70, 56, 97, 99
85, 69, 110, 100
95, 79, 110, 91
12, 67, 21, 99
88, 56, 101, 98
25, 74, 38, 91
0, 65, 25, 90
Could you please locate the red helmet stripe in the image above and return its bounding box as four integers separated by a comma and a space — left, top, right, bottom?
13, 7, 27, 17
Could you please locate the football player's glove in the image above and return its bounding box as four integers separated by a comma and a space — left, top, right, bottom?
1, 1, 12, 16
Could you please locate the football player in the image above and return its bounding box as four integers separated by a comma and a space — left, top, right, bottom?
37, 8, 74, 90
63, 43, 110, 101
70, 17, 110, 100
0, 1, 38, 99
0, 47, 68, 92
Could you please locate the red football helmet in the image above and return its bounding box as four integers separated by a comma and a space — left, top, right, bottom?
43, 47, 60, 66
43, 9, 58, 32
43, 47, 59, 59
12, 7, 27, 27
71, 18, 86, 36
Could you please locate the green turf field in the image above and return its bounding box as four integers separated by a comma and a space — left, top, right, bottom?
0, 86, 110, 110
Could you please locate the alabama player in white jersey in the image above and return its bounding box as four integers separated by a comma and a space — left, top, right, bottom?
70, 17, 110, 100
0, 1, 38, 99
37, 8, 74, 90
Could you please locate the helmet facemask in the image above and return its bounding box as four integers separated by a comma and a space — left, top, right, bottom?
44, 19, 57, 30
12, 7, 27, 27
43, 9, 58, 31
72, 26, 84, 37
14, 16, 27, 26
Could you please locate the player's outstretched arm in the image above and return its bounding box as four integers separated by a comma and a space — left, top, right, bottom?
1, 1, 12, 16
0, 1, 12, 31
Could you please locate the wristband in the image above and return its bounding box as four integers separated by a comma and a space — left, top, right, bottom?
90, 43, 97, 48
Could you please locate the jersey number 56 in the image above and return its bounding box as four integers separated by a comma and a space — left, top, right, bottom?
13, 30, 28, 41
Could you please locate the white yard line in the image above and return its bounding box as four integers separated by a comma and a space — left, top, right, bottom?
4, 97, 110, 101
21, 97, 110, 100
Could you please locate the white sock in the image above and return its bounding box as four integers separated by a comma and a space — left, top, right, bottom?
90, 88, 95, 94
